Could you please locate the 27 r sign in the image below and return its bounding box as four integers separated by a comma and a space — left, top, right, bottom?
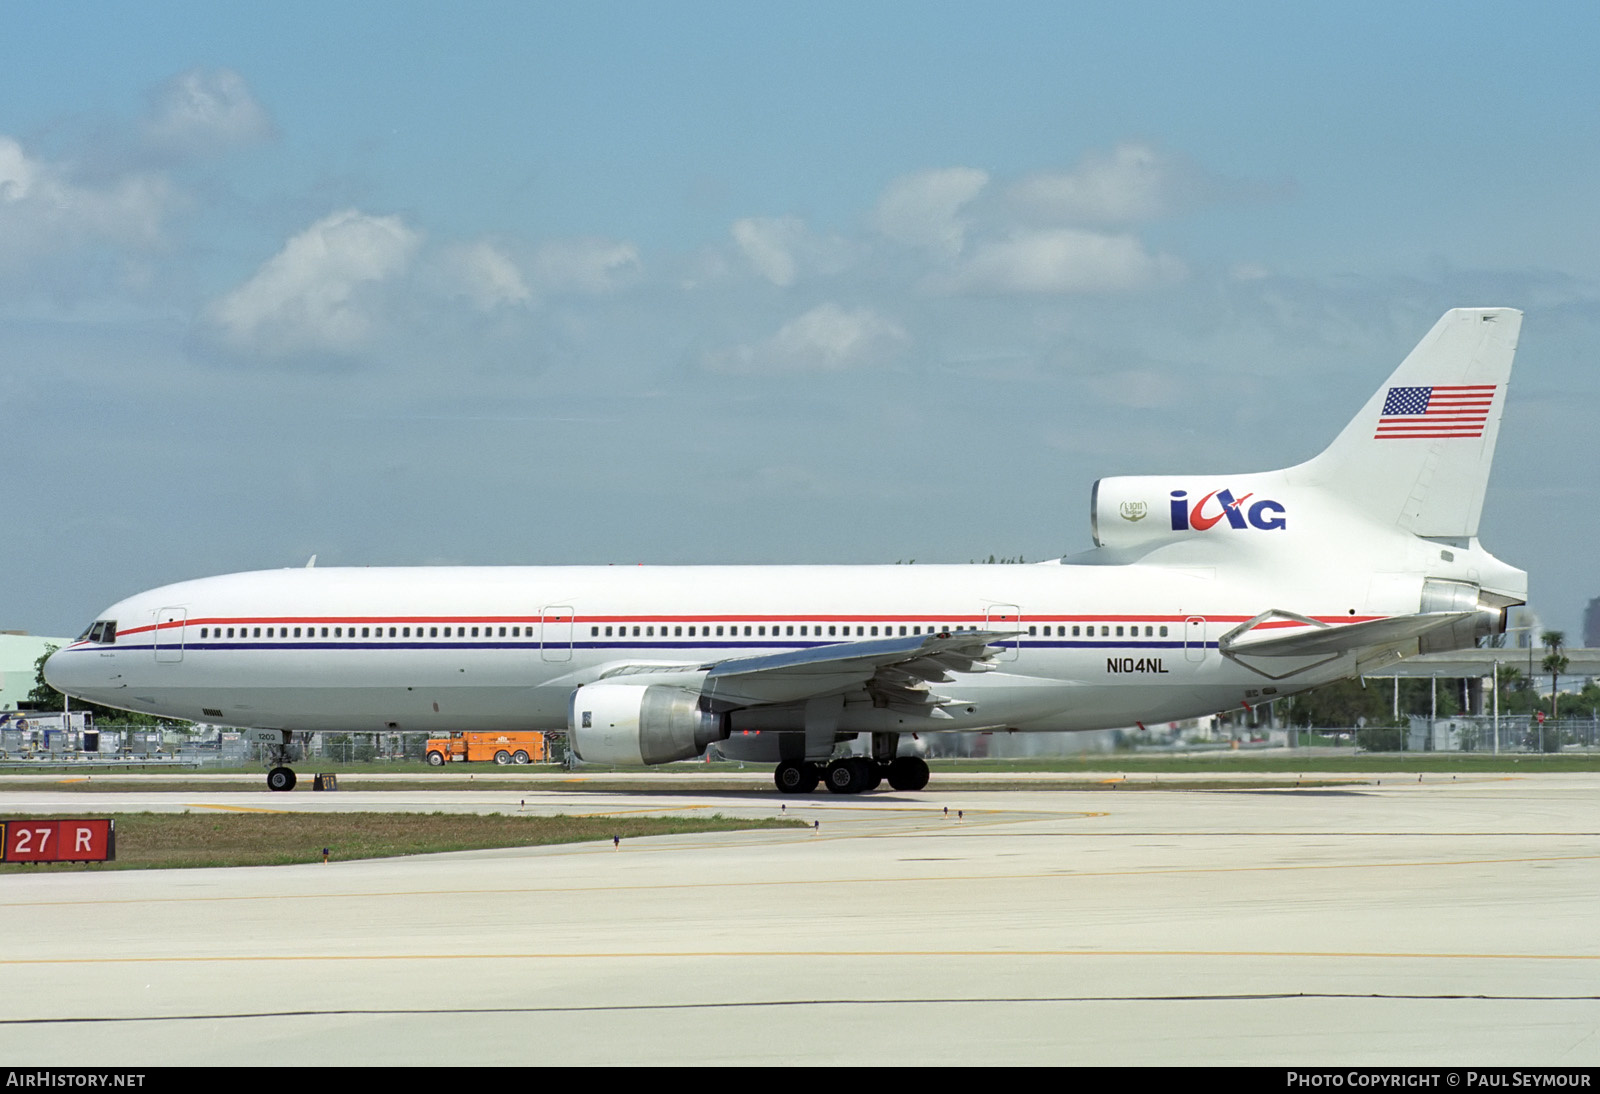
1, 819, 116, 862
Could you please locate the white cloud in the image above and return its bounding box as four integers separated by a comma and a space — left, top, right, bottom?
732, 216, 804, 286
444, 241, 532, 310
872, 167, 989, 255
936, 228, 1185, 295
530, 238, 641, 294
208, 209, 420, 355
143, 68, 276, 155
1008, 142, 1176, 225
704, 303, 908, 374
0, 135, 172, 270
729, 215, 856, 287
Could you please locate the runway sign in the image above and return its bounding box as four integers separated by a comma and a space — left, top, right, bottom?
1, 818, 116, 862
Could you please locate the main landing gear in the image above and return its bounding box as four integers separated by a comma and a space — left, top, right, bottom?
773, 756, 930, 795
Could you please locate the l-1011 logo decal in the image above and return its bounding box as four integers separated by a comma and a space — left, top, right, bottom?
1170, 489, 1286, 531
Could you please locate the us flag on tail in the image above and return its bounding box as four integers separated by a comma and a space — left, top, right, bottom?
1374, 384, 1496, 439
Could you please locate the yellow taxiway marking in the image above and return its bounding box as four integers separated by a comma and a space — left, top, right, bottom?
5, 947, 1598, 966
566, 805, 714, 818
4, 851, 1596, 909
182, 803, 294, 814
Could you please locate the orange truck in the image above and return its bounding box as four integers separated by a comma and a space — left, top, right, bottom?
425, 731, 545, 766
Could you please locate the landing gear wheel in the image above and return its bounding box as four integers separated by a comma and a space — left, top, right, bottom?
859, 759, 883, 792
513, 750, 531, 764
426, 751, 445, 767
887, 756, 930, 791
494, 750, 511, 765
775, 760, 819, 794
826, 758, 877, 795
267, 766, 297, 792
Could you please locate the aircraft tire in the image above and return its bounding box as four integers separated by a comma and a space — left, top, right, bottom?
513, 750, 530, 764
887, 757, 930, 791
426, 751, 445, 767
494, 750, 511, 765
857, 759, 883, 792
825, 759, 864, 795
267, 766, 297, 792
775, 760, 818, 794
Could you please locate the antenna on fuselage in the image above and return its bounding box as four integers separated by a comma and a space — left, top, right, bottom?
305, 554, 317, 568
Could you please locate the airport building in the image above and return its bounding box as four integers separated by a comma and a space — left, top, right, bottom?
0, 631, 71, 711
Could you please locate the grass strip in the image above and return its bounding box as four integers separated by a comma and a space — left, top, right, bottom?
0, 811, 805, 872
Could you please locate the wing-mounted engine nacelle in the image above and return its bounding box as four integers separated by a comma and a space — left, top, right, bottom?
1417, 579, 1511, 654
1091, 475, 1290, 549
568, 683, 728, 766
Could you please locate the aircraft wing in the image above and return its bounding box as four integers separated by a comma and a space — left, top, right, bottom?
597, 630, 1016, 709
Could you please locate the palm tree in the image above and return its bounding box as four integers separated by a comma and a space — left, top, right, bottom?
1541, 630, 1569, 723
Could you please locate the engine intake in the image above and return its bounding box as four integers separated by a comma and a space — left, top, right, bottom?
568, 683, 727, 766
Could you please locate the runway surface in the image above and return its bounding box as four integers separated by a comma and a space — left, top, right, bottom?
1, 772, 1597, 1065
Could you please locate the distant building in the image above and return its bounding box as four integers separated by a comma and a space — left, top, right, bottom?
1585, 598, 1600, 649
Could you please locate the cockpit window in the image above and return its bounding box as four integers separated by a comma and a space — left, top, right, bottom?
77, 620, 118, 644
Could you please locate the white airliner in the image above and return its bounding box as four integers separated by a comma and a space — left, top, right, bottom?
46, 308, 1526, 794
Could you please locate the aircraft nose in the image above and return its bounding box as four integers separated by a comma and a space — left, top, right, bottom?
43, 645, 95, 701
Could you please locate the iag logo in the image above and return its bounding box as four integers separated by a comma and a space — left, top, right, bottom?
1170, 489, 1287, 532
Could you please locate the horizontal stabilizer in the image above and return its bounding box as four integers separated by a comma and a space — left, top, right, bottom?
1221, 611, 1473, 658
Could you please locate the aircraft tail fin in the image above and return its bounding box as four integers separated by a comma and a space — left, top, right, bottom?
1295, 308, 1521, 538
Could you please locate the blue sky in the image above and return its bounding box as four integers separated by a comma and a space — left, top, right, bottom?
4, 1, 1598, 639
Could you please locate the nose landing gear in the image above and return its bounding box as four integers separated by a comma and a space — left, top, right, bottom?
253, 729, 298, 791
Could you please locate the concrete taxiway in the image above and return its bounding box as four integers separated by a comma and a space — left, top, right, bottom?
1, 772, 1597, 1065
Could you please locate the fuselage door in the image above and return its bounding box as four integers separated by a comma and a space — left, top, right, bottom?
541, 605, 574, 662
985, 603, 1023, 662
153, 607, 187, 663
1184, 616, 1207, 662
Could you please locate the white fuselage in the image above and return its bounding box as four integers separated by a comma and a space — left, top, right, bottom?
43, 548, 1440, 737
